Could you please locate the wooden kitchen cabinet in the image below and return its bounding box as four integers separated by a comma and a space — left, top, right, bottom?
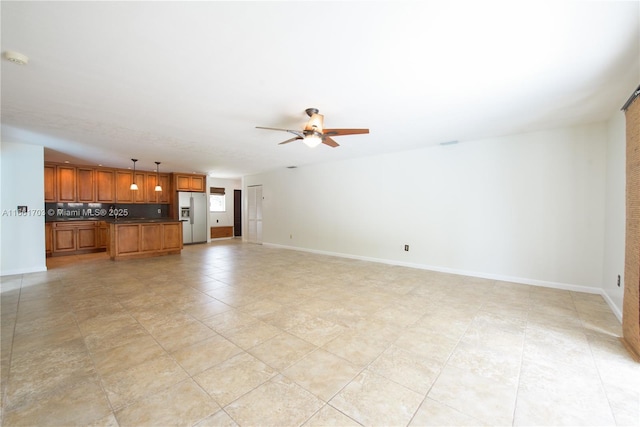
97, 221, 109, 249
57, 165, 77, 202
96, 169, 116, 203
116, 170, 147, 203
45, 223, 52, 256
109, 220, 182, 260
77, 167, 96, 202
145, 173, 171, 203
174, 174, 205, 192
146, 173, 160, 203
132, 172, 146, 203
44, 162, 175, 206
115, 171, 134, 203
51, 221, 101, 256
44, 164, 57, 202
77, 224, 97, 249
158, 174, 171, 203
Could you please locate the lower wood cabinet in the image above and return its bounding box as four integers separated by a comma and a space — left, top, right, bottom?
97, 221, 109, 249
210, 226, 233, 239
49, 221, 104, 256
45, 223, 52, 256
109, 221, 182, 260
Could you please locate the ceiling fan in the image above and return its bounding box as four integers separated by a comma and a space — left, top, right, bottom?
256, 108, 369, 148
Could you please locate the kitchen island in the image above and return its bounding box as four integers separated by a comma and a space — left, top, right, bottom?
108, 218, 183, 261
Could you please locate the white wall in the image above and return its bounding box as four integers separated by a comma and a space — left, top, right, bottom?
207, 177, 241, 235
245, 123, 608, 291
602, 111, 627, 318
0, 141, 47, 276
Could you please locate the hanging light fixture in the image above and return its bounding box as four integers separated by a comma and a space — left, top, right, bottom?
130, 159, 139, 190
154, 162, 162, 192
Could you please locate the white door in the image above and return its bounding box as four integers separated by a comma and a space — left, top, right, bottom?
247, 185, 263, 244
192, 192, 208, 243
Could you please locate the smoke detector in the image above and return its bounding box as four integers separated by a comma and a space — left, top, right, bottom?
3, 51, 28, 65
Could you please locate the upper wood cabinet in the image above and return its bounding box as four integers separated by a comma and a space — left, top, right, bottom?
44, 164, 56, 202
57, 165, 77, 202
175, 173, 205, 192
77, 167, 96, 202
132, 172, 146, 203
158, 174, 171, 203
115, 171, 134, 203
145, 173, 172, 203
96, 169, 115, 203
116, 170, 149, 203
45, 162, 174, 204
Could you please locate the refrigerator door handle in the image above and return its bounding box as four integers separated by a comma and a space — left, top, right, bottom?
190, 196, 195, 225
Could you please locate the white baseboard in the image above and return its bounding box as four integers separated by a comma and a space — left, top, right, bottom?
264, 243, 621, 315
600, 291, 623, 322
0, 264, 47, 278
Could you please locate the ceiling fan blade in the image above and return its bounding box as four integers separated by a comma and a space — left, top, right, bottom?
304, 113, 324, 133
322, 128, 369, 136
279, 137, 303, 145
256, 126, 292, 132
322, 136, 340, 148
256, 126, 304, 138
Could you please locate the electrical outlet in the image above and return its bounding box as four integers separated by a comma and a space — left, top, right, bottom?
404, 244, 409, 251
617, 275, 621, 287
157, 209, 161, 214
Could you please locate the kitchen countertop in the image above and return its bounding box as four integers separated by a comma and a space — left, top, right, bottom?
107, 218, 181, 224
47, 217, 179, 223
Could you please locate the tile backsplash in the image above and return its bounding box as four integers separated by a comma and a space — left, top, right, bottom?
45, 203, 170, 221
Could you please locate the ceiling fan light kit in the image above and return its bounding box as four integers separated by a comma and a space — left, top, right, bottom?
303, 133, 322, 148
256, 108, 369, 148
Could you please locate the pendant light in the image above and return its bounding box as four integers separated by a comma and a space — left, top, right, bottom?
130, 159, 139, 190
154, 162, 162, 192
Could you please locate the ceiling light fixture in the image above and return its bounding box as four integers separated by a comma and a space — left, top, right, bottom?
303, 133, 322, 148
3, 50, 28, 65
154, 162, 162, 192
130, 159, 139, 190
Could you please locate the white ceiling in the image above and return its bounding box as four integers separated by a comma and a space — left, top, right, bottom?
1, 1, 638, 178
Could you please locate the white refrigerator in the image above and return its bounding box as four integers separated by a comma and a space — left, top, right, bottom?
179, 192, 208, 244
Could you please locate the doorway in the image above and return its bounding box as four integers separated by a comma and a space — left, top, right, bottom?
234, 190, 242, 237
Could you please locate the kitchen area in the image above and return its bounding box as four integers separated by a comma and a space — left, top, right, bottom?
44, 161, 210, 261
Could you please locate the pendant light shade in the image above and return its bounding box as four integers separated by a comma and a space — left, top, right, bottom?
130, 159, 139, 190
154, 162, 162, 192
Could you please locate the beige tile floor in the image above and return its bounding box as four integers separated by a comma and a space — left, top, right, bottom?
1, 240, 638, 426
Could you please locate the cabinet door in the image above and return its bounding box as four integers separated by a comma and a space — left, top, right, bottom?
190, 175, 205, 192
176, 175, 191, 191
77, 227, 97, 249
159, 174, 171, 203
97, 223, 108, 248
115, 171, 134, 202
44, 165, 57, 202
57, 166, 76, 202
96, 169, 116, 203
45, 223, 52, 255
141, 224, 162, 251
77, 168, 96, 202
53, 228, 76, 252
133, 172, 146, 203
163, 223, 183, 250
146, 173, 159, 203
